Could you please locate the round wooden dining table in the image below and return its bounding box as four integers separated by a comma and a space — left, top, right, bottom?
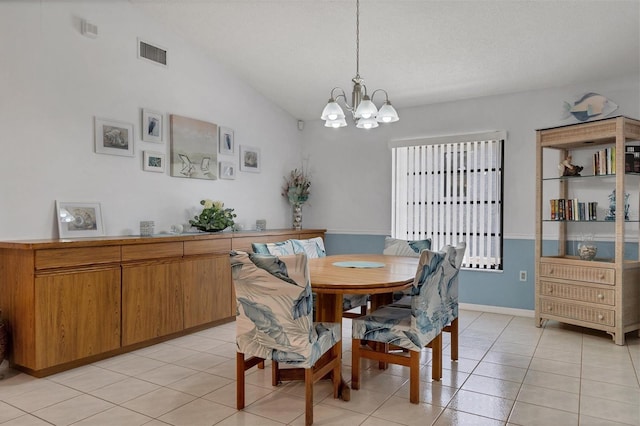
307, 253, 420, 400
308, 253, 419, 322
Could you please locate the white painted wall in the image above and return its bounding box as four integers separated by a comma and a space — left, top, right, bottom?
302, 74, 640, 238
0, 1, 303, 240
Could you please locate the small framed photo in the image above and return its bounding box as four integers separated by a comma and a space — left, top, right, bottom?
56, 201, 105, 238
143, 150, 165, 172
239, 145, 261, 173
219, 161, 236, 180
94, 117, 134, 157
141, 109, 163, 143
219, 126, 234, 154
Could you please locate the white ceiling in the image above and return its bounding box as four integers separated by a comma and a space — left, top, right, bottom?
129, 0, 640, 121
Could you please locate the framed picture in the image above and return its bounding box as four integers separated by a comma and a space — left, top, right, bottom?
219, 161, 236, 180
143, 150, 165, 172
169, 114, 218, 180
56, 201, 105, 238
219, 126, 234, 154
141, 109, 163, 143
239, 145, 261, 173
94, 117, 134, 157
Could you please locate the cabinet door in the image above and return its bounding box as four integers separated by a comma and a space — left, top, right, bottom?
122, 261, 183, 346
34, 267, 120, 369
183, 256, 233, 328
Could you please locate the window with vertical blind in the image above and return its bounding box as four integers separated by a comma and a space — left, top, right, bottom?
390, 131, 505, 270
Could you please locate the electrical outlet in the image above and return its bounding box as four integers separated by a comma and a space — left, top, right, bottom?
519, 270, 527, 281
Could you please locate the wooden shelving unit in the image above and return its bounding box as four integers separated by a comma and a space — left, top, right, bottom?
535, 116, 640, 345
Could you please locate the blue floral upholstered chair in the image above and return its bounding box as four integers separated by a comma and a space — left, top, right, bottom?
252, 237, 369, 317
351, 245, 462, 403
231, 250, 342, 426
385, 239, 466, 362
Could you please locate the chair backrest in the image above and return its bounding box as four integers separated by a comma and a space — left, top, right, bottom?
383, 237, 431, 257
231, 251, 317, 362
445, 242, 466, 322
251, 240, 295, 256
252, 237, 326, 259
409, 245, 460, 343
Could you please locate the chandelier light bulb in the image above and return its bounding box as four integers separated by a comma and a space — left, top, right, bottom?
376, 101, 399, 123
356, 116, 379, 129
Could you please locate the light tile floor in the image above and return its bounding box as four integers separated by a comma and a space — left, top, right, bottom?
0, 310, 638, 425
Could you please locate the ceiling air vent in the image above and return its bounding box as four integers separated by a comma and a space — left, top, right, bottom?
138, 38, 167, 67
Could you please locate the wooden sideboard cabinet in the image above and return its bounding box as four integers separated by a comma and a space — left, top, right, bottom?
0, 229, 325, 376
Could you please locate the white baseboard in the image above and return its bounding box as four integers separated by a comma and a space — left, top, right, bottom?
460, 303, 534, 318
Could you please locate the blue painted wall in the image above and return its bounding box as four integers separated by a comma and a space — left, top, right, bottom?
325, 234, 638, 311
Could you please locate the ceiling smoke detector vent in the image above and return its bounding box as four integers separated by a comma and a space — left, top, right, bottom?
138, 38, 167, 67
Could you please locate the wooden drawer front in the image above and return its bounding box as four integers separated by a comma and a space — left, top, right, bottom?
35, 246, 121, 270
298, 232, 324, 240
121, 242, 183, 261
540, 281, 615, 306
232, 236, 266, 252
184, 238, 231, 256
539, 297, 615, 326
539, 263, 614, 285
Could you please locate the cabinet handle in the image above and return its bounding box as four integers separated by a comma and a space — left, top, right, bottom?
599, 274, 605, 279
598, 314, 604, 321
547, 287, 553, 293
597, 293, 604, 300
548, 306, 553, 312
549, 268, 554, 274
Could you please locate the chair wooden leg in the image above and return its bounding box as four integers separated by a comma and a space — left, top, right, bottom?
305, 367, 313, 426
258, 360, 265, 369
431, 333, 442, 381
450, 318, 458, 361
351, 338, 361, 390
409, 350, 420, 404
236, 353, 245, 409
272, 360, 280, 386
332, 343, 341, 399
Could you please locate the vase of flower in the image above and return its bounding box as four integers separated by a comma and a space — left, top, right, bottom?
292, 203, 303, 230
282, 168, 311, 230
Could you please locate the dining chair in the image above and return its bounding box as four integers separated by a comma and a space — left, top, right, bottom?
252, 237, 369, 317
351, 245, 461, 403
384, 238, 466, 362
231, 250, 342, 426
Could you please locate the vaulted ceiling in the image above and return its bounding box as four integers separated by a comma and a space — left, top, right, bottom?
130, 0, 640, 121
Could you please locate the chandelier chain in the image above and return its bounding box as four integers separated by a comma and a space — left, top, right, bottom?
356, 0, 360, 76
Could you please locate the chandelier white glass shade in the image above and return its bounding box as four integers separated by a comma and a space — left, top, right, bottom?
321, 0, 399, 129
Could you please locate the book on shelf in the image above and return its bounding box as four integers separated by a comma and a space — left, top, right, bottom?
626, 145, 640, 173
593, 147, 616, 175
549, 199, 597, 221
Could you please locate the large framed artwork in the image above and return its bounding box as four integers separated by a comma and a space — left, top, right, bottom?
94, 117, 134, 157
169, 114, 218, 180
56, 201, 105, 238
141, 109, 163, 143
239, 145, 261, 173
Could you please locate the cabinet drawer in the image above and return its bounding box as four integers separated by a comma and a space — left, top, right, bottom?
539, 297, 615, 326
540, 280, 615, 306
121, 242, 183, 261
539, 263, 614, 285
35, 246, 121, 270
184, 238, 231, 256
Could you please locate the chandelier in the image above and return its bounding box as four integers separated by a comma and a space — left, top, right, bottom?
321, 0, 399, 129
